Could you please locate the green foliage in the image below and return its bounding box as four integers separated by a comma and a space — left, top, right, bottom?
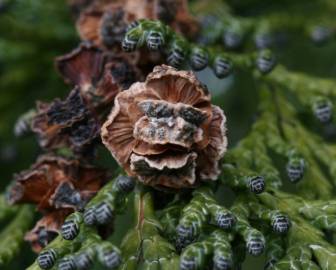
0, 205, 34, 265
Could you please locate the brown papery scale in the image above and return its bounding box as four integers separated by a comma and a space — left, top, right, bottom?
76, 0, 198, 49
55, 42, 139, 111
33, 42, 140, 156
31, 88, 99, 153
7, 154, 108, 251
77, 1, 137, 50
8, 154, 108, 210
101, 65, 227, 189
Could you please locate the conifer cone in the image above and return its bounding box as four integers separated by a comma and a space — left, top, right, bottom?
7, 154, 108, 251
102, 65, 227, 189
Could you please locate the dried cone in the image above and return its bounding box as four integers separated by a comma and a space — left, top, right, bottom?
76, 0, 198, 49
37, 45, 140, 155
101, 65, 227, 189
55, 42, 139, 111
33, 42, 141, 152
31, 88, 100, 152
8, 154, 108, 211
7, 154, 108, 251
77, 1, 137, 49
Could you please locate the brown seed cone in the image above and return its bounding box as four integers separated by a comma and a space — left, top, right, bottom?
77, 1, 136, 50
76, 0, 199, 49
55, 42, 140, 112
8, 154, 108, 252
31, 88, 100, 152
46, 43, 141, 153
101, 65, 227, 189
7, 154, 108, 211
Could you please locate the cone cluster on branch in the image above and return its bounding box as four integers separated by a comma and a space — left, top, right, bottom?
2, 0, 336, 269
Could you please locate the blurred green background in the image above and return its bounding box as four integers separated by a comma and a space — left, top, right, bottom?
0, 1, 77, 268
0, 0, 76, 185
